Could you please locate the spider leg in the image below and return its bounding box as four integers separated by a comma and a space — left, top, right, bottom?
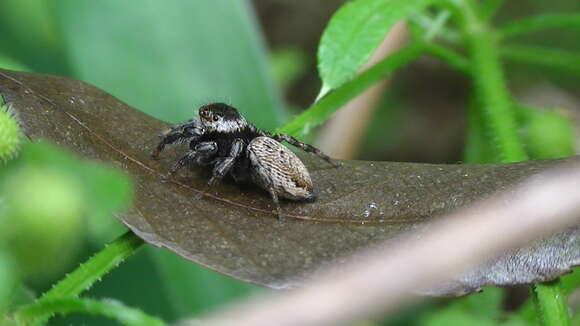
208, 138, 244, 186
247, 146, 285, 222
190, 141, 219, 165
164, 141, 217, 179
272, 133, 341, 168
266, 186, 284, 223
152, 120, 203, 159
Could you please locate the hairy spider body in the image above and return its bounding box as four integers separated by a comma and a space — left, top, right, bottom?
152, 103, 339, 221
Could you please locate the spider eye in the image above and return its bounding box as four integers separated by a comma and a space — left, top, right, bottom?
213, 114, 221, 122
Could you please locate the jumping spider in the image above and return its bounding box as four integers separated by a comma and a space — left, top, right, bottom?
152, 103, 340, 221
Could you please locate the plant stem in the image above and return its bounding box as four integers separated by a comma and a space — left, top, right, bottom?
13, 231, 144, 325
15, 298, 166, 326
497, 14, 580, 40
519, 268, 580, 322
463, 92, 496, 164
277, 43, 425, 137
41, 231, 143, 300
424, 11, 452, 41
532, 280, 571, 326
453, 1, 570, 325
423, 43, 471, 75
501, 45, 580, 76
457, 0, 527, 163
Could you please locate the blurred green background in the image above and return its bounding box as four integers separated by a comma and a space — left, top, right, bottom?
0, 0, 579, 325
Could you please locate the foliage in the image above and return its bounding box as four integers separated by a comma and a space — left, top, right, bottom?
6, 69, 577, 300
0, 103, 21, 162
0, 0, 579, 325
317, 0, 437, 97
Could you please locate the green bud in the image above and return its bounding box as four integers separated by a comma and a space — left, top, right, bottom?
0, 104, 21, 162
525, 111, 575, 159
2, 167, 83, 279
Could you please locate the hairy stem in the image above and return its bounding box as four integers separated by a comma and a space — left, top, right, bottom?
520, 268, 580, 322
457, 0, 527, 163
41, 231, 143, 300
14, 231, 144, 325
454, 1, 570, 324
463, 92, 495, 163
15, 298, 166, 326
423, 43, 471, 75
277, 43, 425, 137
532, 280, 571, 326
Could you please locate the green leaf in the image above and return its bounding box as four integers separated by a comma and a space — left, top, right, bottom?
561, 267, 580, 294
281, 44, 424, 137
0, 55, 29, 72
0, 1, 59, 51
451, 287, 504, 318
423, 304, 531, 326
423, 310, 497, 326
147, 249, 255, 316
51, 0, 285, 129
317, 0, 435, 94
1, 69, 579, 297
0, 0, 67, 75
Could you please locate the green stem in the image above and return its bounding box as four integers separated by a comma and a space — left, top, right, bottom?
408, 12, 461, 44
501, 45, 580, 76
498, 14, 580, 40
458, 0, 528, 163
520, 267, 580, 322
422, 43, 471, 75
463, 92, 496, 164
424, 11, 452, 41
15, 298, 166, 326
531, 280, 571, 326
41, 231, 143, 300
277, 43, 425, 137
13, 231, 144, 325
453, 1, 571, 325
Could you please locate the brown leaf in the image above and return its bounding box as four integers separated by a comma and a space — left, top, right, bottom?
1, 69, 578, 296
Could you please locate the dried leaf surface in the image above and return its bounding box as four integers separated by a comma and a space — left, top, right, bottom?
1, 69, 578, 296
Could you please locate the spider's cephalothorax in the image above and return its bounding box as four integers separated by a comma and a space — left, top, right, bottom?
152, 103, 340, 221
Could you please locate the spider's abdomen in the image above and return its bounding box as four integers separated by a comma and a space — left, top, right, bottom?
247, 136, 314, 201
